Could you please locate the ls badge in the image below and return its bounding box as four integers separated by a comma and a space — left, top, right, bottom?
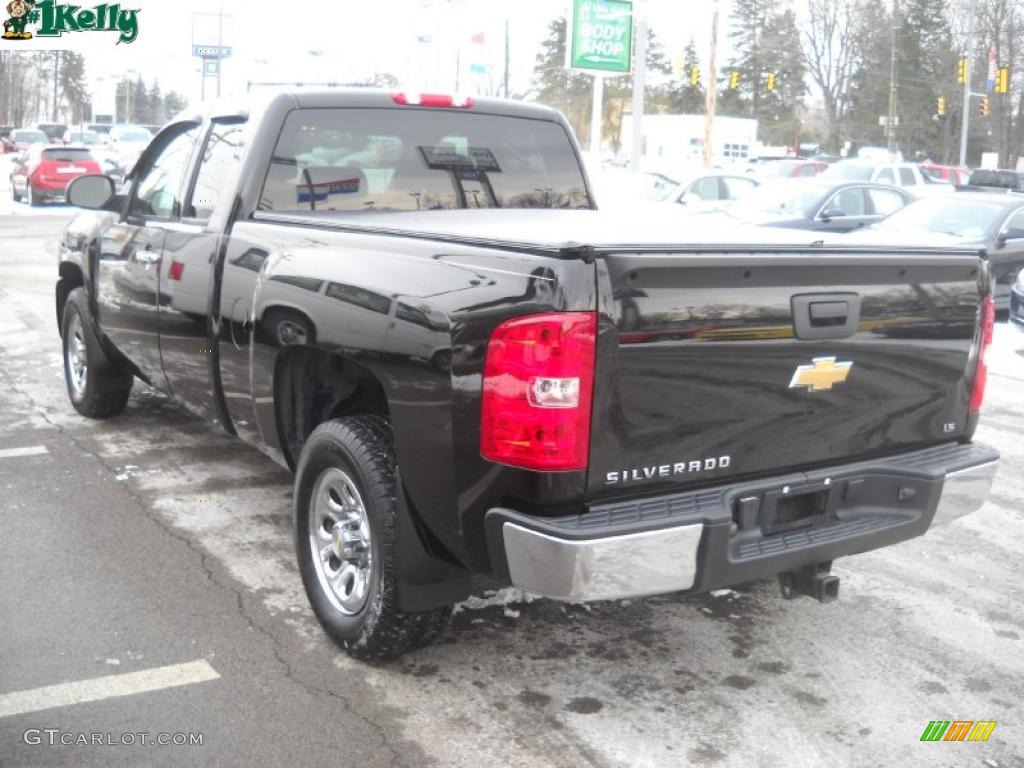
789, 356, 853, 392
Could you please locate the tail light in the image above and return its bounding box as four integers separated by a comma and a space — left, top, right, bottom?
481, 312, 596, 471
392, 92, 474, 108
969, 297, 994, 413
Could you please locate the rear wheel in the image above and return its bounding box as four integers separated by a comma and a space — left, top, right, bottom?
29, 185, 41, 206
264, 308, 314, 346
61, 288, 133, 418
294, 416, 451, 660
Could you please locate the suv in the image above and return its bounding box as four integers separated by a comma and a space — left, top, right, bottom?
822, 160, 952, 196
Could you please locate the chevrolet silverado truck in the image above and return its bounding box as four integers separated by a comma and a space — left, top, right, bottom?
56, 90, 1000, 660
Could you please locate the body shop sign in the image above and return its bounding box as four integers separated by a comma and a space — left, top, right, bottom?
568, 0, 632, 74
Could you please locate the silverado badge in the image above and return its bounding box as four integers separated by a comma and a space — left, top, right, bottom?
789, 356, 853, 392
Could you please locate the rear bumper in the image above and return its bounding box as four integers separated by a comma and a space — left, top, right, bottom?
487, 441, 999, 602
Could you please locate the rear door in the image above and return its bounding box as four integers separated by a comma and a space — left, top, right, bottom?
589, 247, 983, 498
94, 124, 198, 387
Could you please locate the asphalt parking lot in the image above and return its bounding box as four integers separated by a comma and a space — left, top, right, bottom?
1, 165, 1023, 767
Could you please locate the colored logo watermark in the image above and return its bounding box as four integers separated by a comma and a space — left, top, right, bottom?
920, 720, 997, 742
3, 0, 139, 43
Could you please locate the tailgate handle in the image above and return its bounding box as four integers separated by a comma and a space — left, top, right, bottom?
792, 293, 861, 340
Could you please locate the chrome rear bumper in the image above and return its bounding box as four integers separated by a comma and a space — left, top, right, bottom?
493, 442, 999, 602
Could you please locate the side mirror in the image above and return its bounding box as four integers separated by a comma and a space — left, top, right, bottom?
67, 174, 115, 210
679, 192, 701, 206
820, 208, 846, 220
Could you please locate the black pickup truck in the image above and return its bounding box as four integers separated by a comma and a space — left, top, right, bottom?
56, 90, 999, 659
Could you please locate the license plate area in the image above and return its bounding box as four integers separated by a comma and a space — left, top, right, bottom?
759, 484, 833, 535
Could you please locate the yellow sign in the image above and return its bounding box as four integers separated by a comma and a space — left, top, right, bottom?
788, 357, 853, 392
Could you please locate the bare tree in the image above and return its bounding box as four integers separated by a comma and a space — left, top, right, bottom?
802, 0, 860, 152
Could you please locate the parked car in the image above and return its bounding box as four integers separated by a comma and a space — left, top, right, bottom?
721, 179, 914, 232
62, 128, 100, 146
10, 144, 102, 205
593, 167, 759, 214
755, 159, 829, 179
920, 164, 970, 186
8, 128, 47, 152
821, 159, 953, 195
965, 168, 1024, 192
1010, 268, 1024, 329
107, 124, 155, 178
86, 123, 113, 140
56, 89, 997, 660
861, 191, 1024, 310
35, 122, 69, 144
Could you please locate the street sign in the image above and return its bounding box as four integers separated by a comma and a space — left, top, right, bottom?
193, 45, 232, 58
568, 0, 633, 74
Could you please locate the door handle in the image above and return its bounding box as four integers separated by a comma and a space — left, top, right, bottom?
791, 293, 861, 340
135, 249, 161, 265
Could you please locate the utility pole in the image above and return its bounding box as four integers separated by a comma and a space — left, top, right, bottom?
886, 0, 899, 153
590, 75, 604, 153
216, 9, 223, 98
703, 0, 719, 168
630, 7, 647, 171
503, 19, 510, 98
959, 0, 977, 166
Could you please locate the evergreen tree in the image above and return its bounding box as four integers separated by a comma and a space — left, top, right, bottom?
531, 17, 593, 142
666, 39, 706, 114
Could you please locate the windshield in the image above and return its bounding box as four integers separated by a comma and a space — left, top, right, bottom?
260, 108, 592, 212
821, 163, 874, 181
13, 130, 46, 144
738, 182, 823, 218
874, 198, 1004, 239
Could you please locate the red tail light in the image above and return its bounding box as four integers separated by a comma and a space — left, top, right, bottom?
392, 92, 474, 108
167, 260, 185, 281
969, 297, 994, 414
481, 312, 596, 471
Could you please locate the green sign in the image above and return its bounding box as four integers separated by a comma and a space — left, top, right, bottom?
568, 0, 633, 74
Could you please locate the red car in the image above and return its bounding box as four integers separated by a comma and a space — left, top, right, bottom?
755, 159, 829, 179
919, 164, 970, 185
10, 145, 102, 206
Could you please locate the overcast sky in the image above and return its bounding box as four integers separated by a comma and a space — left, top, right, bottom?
21, 0, 737, 111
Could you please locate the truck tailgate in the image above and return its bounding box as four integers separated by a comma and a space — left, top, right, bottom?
588, 248, 985, 497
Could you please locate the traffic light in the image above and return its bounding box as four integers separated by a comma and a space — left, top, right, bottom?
690, 66, 700, 87
766, 72, 777, 92
996, 66, 1010, 94
936, 95, 946, 117
980, 96, 990, 117
957, 57, 967, 85
729, 70, 740, 90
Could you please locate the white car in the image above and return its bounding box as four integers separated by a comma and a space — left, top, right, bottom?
107, 125, 154, 177
821, 160, 952, 196
593, 167, 759, 214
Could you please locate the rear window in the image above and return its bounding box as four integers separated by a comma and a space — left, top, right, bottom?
42, 148, 95, 162
969, 169, 1023, 189
259, 108, 592, 212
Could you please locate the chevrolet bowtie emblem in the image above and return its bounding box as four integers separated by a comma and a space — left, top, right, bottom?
789, 356, 853, 392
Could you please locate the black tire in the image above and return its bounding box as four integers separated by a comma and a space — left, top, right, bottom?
264, 308, 314, 346
61, 287, 133, 418
29, 185, 41, 206
294, 416, 451, 660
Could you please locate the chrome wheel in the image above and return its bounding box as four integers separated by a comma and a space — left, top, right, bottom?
276, 319, 308, 346
66, 314, 88, 400
309, 467, 373, 615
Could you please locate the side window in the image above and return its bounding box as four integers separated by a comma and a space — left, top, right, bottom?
188, 123, 247, 221
824, 187, 866, 216
876, 168, 895, 184
1002, 208, 1024, 237
798, 164, 819, 177
867, 187, 907, 216
722, 176, 756, 199
129, 127, 197, 219
899, 167, 917, 186
685, 177, 721, 201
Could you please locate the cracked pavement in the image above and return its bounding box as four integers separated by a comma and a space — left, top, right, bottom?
1, 208, 1023, 768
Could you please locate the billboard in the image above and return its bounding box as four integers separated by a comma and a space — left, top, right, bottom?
568, 0, 633, 75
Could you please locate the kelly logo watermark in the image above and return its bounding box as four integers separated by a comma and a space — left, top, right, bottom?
3, 0, 139, 43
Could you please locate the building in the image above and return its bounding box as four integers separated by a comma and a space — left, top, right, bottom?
620, 114, 759, 167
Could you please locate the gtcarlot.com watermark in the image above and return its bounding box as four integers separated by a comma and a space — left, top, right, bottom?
24, 729, 203, 746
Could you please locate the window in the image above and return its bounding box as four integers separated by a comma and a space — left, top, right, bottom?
259, 108, 591, 212
721, 143, 749, 160
325, 283, 391, 314
824, 187, 866, 216
232, 248, 269, 272
41, 148, 95, 162
1003, 208, 1024, 238
876, 168, 895, 184
129, 127, 197, 219
898, 167, 917, 186
686, 177, 721, 201
798, 164, 820, 177
722, 176, 757, 199
189, 123, 247, 220
867, 187, 907, 216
